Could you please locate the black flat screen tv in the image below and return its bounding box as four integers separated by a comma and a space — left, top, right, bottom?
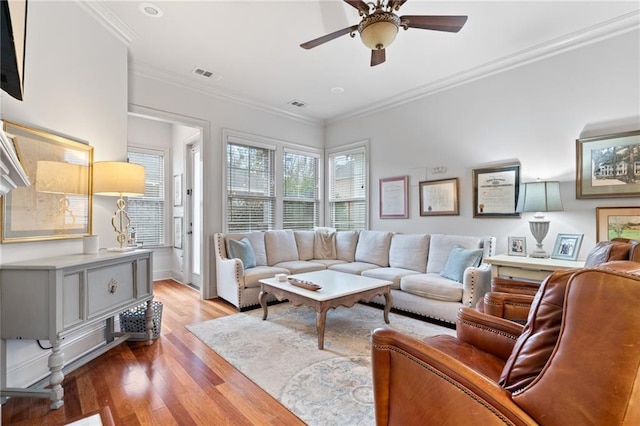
1, 0, 27, 101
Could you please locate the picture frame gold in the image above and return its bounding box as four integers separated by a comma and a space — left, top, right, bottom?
596, 206, 640, 242
1, 121, 93, 243
472, 164, 520, 218
419, 178, 459, 216
576, 130, 640, 198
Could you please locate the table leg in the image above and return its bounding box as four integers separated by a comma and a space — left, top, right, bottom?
316, 310, 327, 350
383, 291, 393, 324
144, 299, 154, 346
48, 339, 64, 409
259, 289, 269, 320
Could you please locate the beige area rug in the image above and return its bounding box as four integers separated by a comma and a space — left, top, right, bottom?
186, 303, 455, 425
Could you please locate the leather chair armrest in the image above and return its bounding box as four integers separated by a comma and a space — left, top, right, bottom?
456, 307, 524, 360
483, 291, 535, 322
371, 328, 536, 426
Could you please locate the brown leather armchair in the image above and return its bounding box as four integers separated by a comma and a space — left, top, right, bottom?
371, 261, 640, 425
480, 238, 639, 322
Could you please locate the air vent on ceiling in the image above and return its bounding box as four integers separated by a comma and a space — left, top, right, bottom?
192, 67, 222, 81
287, 99, 309, 108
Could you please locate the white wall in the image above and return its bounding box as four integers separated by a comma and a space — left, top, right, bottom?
0, 2, 129, 387
326, 29, 640, 259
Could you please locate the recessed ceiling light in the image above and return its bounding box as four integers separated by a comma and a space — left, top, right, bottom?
331, 87, 345, 94
139, 3, 163, 18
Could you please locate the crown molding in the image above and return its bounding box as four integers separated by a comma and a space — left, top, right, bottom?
77, 1, 138, 45
130, 62, 324, 127
328, 10, 640, 124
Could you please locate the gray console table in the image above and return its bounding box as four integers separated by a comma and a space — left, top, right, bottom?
1, 249, 154, 409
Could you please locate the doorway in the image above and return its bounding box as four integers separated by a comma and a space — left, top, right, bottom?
184, 140, 202, 289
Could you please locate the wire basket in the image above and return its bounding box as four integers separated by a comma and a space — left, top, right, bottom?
119, 301, 163, 340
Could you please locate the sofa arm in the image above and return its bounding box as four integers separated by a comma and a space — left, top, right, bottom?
214, 233, 245, 307
371, 328, 536, 426
461, 263, 492, 308
456, 307, 524, 360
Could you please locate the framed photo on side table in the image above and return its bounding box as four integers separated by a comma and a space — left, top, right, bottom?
596, 206, 640, 242
551, 233, 583, 261
576, 130, 640, 198
472, 164, 520, 218
419, 178, 459, 216
508, 236, 527, 257
379, 176, 408, 219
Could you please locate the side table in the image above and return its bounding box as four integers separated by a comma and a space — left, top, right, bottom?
484, 254, 585, 282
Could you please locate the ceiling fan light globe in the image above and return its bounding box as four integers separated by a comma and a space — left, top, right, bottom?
358, 13, 400, 50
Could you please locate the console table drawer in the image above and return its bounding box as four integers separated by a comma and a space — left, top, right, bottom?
87, 262, 135, 319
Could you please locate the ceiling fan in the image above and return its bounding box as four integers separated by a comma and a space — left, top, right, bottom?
300, 0, 468, 66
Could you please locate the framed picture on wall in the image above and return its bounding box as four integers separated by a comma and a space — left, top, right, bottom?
174, 174, 183, 206
419, 178, 459, 216
576, 130, 640, 198
472, 164, 520, 218
596, 206, 640, 242
174, 217, 183, 249
379, 176, 408, 219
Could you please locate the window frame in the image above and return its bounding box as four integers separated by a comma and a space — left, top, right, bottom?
127, 144, 170, 248
223, 130, 323, 232
325, 141, 369, 231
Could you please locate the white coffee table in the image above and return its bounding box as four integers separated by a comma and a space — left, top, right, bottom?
258, 269, 393, 350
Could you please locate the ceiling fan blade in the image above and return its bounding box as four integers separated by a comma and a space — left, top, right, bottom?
300, 24, 359, 49
390, 0, 408, 10
400, 15, 468, 32
343, 0, 369, 14
371, 49, 386, 67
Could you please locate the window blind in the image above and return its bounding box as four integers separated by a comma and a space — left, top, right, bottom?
328, 149, 367, 230
127, 150, 165, 246
283, 150, 319, 230
226, 142, 276, 231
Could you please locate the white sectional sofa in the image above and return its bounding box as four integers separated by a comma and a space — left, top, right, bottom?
214, 230, 496, 324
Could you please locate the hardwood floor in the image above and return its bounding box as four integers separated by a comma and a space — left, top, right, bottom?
1, 280, 305, 425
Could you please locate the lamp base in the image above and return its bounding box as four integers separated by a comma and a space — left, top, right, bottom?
106, 247, 136, 252
529, 251, 550, 259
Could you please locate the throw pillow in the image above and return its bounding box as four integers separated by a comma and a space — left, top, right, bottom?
228, 237, 257, 270
440, 245, 483, 283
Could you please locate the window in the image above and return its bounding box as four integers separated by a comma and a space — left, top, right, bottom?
328, 145, 367, 230
226, 141, 276, 231
127, 148, 165, 246
283, 150, 320, 230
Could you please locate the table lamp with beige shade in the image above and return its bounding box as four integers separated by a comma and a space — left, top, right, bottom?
93, 161, 145, 251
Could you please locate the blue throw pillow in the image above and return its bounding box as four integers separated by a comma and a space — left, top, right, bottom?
440, 245, 483, 283
228, 237, 257, 270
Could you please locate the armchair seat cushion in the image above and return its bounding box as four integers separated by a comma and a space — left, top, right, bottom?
423, 334, 506, 381
361, 267, 421, 289
243, 266, 290, 288
400, 273, 462, 302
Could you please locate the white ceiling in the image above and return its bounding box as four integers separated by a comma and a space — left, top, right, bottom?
89, 1, 640, 123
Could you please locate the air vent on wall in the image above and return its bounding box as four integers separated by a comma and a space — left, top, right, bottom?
192, 67, 222, 81
287, 99, 309, 108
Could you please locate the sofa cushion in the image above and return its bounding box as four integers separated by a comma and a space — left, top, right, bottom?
227, 237, 257, 270
389, 233, 429, 272
440, 245, 483, 283
310, 259, 348, 268
329, 262, 380, 275
226, 232, 267, 266
362, 267, 421, 289
336, 231, 359, 262
243, 266, 290, 289
355, 230, 393, 267
274, 260, 326, 274
400, 273, 463, 302
294, 231, 315, 261
426, 234, 483, 274
313, 228, 337, 259
265, 230, 299, 266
